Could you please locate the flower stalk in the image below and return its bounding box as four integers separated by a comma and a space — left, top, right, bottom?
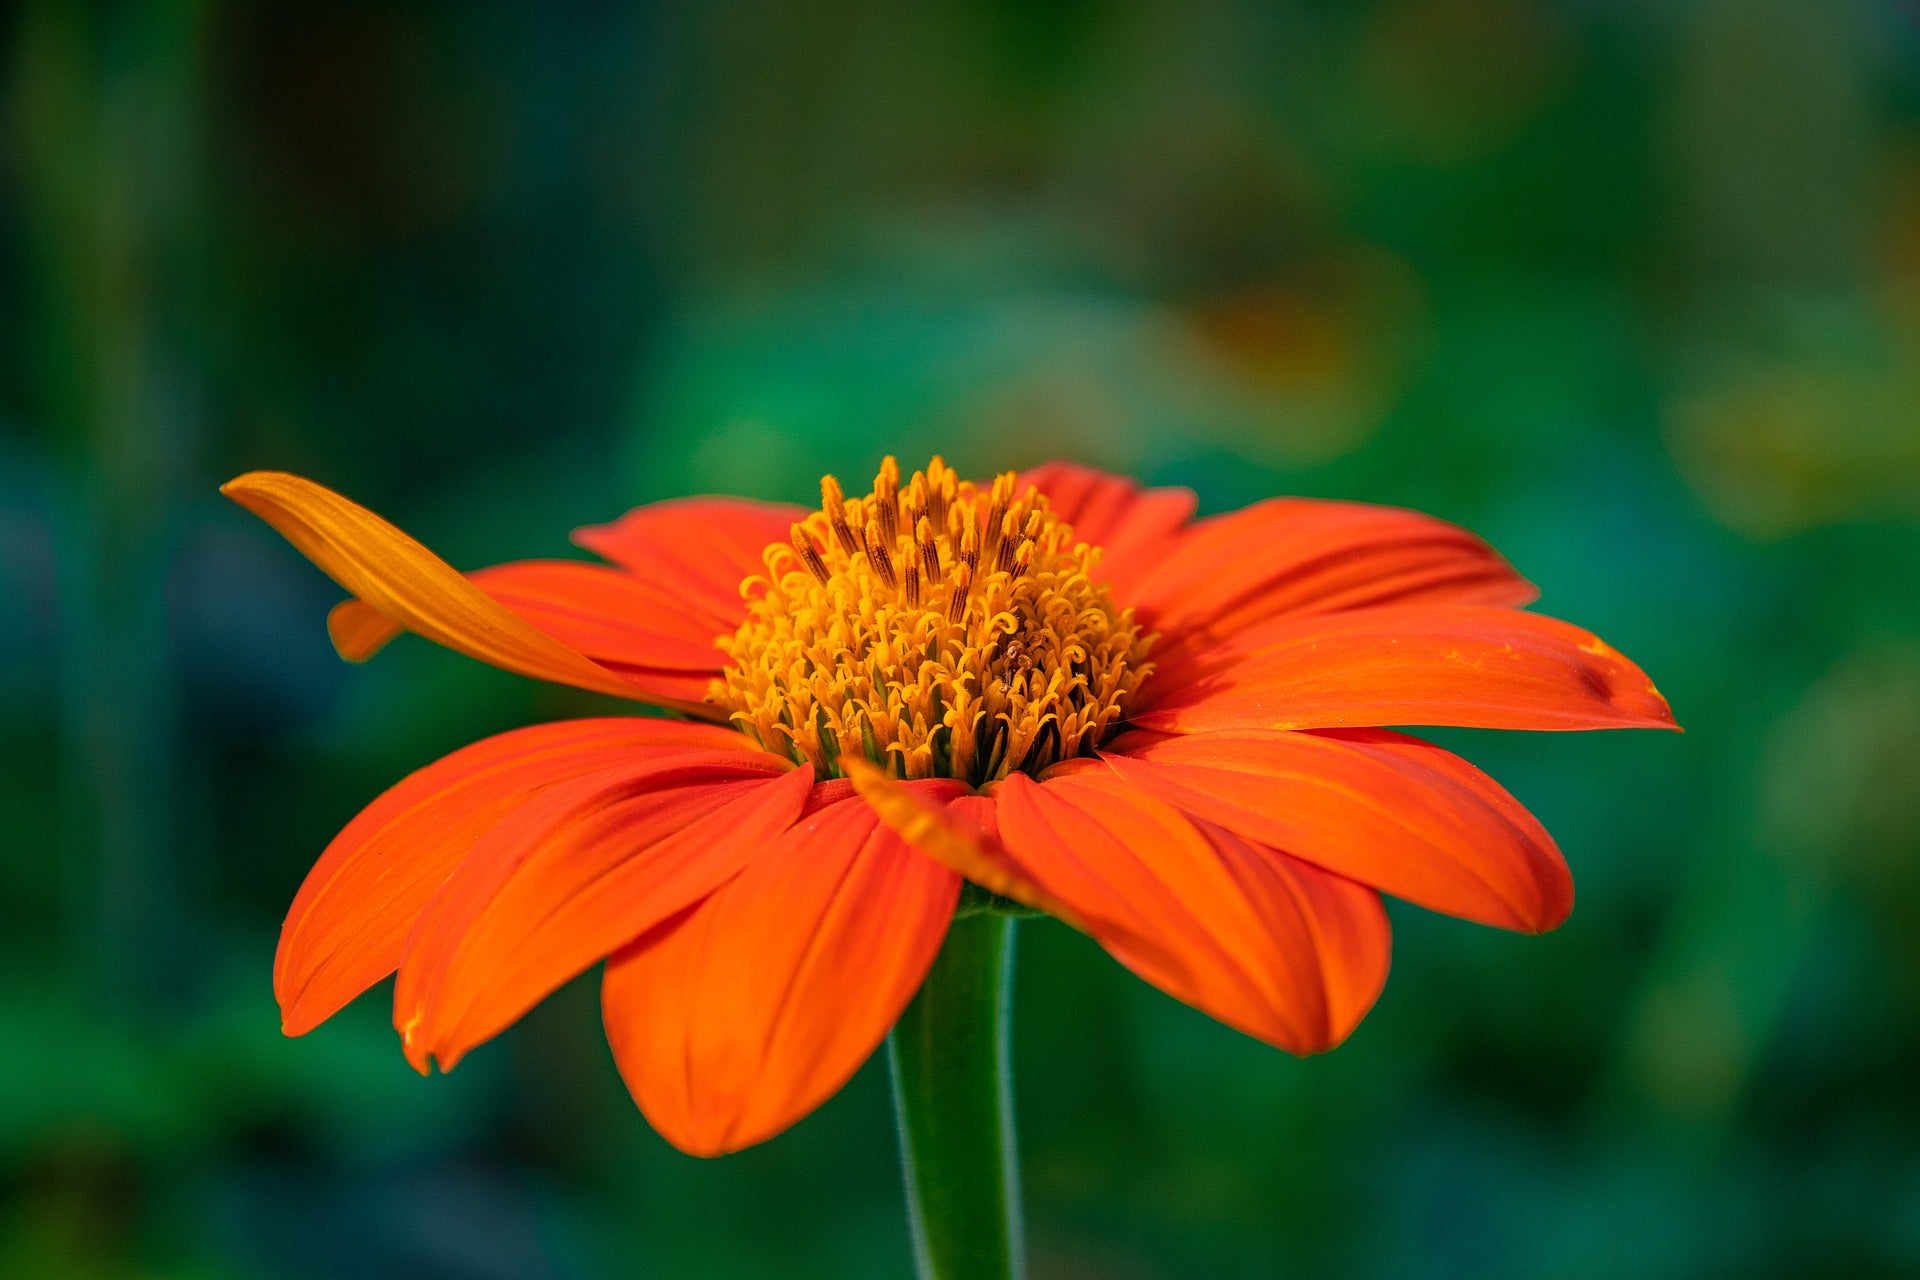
889, 910, 1024, 1280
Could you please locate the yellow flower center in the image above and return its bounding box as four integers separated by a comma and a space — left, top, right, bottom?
714, 456, 1155, 783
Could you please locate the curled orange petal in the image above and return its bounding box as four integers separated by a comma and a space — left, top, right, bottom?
843, 758, 1083, 928
223, 471, 713, 714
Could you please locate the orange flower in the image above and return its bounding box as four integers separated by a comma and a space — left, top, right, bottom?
224, 458, 1676, 1157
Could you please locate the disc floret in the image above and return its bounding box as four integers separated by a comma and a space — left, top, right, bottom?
715, 457, 1154, 783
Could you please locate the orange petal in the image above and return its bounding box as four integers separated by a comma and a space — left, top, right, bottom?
601, 785, 962, 1155
329, 558, 728, 705
394, 761, 811, 1072
572, 496, 808, 633
1124, 497, 1537, 655
1017, 460, 1196, 595
223, 471, 708, 712
992, 771, 1391, 1054
1134, 604, 1678, 734
274, 718, 763, 1035
1102, 727, 1572, 931
326, 596, 401, 662
330, 560, 727, 668
843, 759, 1084, 926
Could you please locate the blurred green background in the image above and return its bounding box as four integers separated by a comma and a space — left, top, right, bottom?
5, 1, 1920, 1276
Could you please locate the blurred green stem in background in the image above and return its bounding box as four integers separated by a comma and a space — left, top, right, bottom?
12, 0, 213, 1013
889, 911, 1024, 1280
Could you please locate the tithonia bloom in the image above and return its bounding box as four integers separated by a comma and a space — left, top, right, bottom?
225, 457, 1676, 1156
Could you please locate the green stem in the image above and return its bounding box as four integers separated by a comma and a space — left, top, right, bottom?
889, 911, 1024, 1280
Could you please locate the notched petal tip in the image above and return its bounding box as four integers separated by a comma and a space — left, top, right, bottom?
400, 1013, 435, 1075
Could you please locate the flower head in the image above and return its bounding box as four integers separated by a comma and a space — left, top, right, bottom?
720, 458, 1150, 781
224, 456, 1676, 1156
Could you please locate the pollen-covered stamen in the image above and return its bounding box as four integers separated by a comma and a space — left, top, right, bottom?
980, 473, 1013, 569
906, 474, 929, 538
715, 457, 1155, 783
822, 476, 860, 557
791, 525, 830, 584
924, 457, 954, 528
992, 512, 1024, 575
875, 455, 901, 544
947, 562, 973, 624
864, 519, 897, 592
916, 516, 941, 583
